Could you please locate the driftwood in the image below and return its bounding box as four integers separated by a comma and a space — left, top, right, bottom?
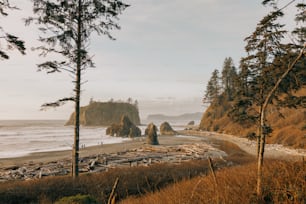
0, 143, 227, 182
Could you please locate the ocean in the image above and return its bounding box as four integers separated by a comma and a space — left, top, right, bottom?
0, 120, 131, 159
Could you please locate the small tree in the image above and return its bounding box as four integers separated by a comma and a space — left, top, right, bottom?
26, 0, 128, 178
237, 0, 305, 198
0, 0, 25, 60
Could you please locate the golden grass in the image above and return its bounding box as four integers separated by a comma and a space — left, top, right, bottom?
0, 141, 252, 204
121, 159, 305, 204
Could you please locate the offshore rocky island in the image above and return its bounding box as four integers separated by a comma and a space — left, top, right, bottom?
65, 101, 140, 126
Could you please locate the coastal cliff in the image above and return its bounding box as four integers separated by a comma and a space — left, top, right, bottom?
199, 88, 306, 149
66, 101, 140, 126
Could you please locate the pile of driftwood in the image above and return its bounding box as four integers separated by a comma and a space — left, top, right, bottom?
0, 143, 226, 182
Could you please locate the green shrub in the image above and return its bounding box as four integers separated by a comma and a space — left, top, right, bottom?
55, 194, 97, 204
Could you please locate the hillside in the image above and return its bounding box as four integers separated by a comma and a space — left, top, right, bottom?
199, 88, 306, 149
66, 101, 140, 126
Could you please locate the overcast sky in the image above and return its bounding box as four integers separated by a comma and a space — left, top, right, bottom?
0, 0, 298, 120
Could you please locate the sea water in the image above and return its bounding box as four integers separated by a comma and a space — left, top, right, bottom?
0, 120, 131, 159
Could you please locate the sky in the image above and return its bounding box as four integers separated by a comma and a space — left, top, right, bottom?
0, 0, 298, 120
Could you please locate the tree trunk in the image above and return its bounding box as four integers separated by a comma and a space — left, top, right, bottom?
256, 45, 305, 197
72, 0, 82, 179
256, 109, 266, 197
256, 105, 262, 158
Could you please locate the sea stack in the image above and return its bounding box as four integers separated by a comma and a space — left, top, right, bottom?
145, 123, 159, 145
106, 115, 141, 137
160, 122, 177, 136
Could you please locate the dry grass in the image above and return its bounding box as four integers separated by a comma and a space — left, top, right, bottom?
0, 160, 230, 204
0, 141, 252, 204
121, 159, 306, 204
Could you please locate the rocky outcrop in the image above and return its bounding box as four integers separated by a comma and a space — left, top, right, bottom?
145, 123, 159, 145
66, 101, 140, 126
106, 115, 141, 138
160, 122, 177, 136
187, 121, 195, 126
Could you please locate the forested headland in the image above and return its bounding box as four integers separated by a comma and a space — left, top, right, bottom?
200, 2, 305, 149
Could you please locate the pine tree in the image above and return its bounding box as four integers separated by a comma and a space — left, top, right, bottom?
203, 69, 220, 104
247, 0, 305, 198
221, 57, 237, 101
292, 3, 306, 47
26, 0, 128, 178
0, 0, 25, 60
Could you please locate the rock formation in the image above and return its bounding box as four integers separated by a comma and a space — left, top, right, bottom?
106, 115, 141, 138
66, 101, 140, 126
145, 123, 159, 145
160, 122, 177, 136
187, 121, 195, 126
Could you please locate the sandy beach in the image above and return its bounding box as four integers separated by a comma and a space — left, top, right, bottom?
0, 135, 204, 167
1, 130, 305, 168
0, 131, 304, 182
0, 134, 226, 181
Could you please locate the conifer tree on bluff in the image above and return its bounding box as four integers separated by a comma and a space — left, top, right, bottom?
0, 0, 25, 60
26, 0, 128, 178
202, 0, 305, 199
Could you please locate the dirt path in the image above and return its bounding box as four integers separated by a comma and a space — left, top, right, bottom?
180, 130, 306, 161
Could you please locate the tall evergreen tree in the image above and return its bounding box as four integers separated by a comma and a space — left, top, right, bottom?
203, 69, 220, 104
26, 0, 128, 178
245, 0, 305, 198
239, 9, 287, 157
0, 0, 25, 60
292, 3, 306, 47
221, 57, 237, 101
243, 10, 287, 197
228, 58, 257, 125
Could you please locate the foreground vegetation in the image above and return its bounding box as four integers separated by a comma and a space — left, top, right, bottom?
121, 159, 305, 204
1, 154, 303, 204
0, 160, 221, 204
0, 141, 251, 204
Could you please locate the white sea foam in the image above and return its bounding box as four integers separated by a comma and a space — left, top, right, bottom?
0, 120, 131, 159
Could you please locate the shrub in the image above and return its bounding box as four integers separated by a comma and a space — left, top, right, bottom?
213, 124, 220, 131
55, 194, 97, 204
246, 132, 257, 140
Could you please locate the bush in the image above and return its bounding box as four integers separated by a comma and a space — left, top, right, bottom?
55, 194, 97, 204
246, 132, 257, 140
213, 124, 220, 131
